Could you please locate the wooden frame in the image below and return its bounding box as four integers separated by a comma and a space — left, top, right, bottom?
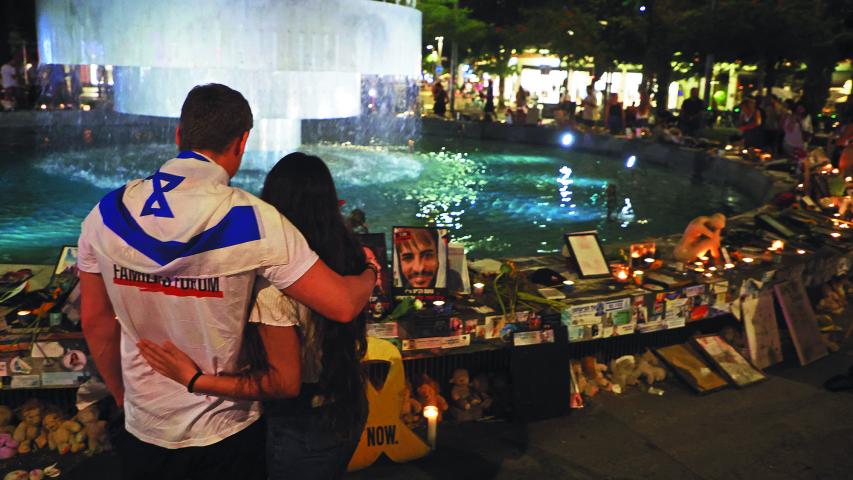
654, 343, 729, 394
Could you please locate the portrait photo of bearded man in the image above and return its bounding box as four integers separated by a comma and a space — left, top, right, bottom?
393, 227, 447, 289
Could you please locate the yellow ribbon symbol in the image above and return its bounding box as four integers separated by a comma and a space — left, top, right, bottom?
348, 337, 430, 471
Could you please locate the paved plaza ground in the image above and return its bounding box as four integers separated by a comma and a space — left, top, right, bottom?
350, 342, 853, 480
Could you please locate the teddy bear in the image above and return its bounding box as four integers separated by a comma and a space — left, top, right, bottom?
13, 399, 46, 454
400, 381, 423, 428
76, 405, 111, 455
629, 350, 667, 386
416, 374, 448, 421
42, 412, 84, 455
0, 433, 18, 459
609, 355, 639, 392
449, 369, 484, 422
580, 356, 612, 397
0, 405, 15, 435
449, 369, 480, 411
817, 277, 848, 315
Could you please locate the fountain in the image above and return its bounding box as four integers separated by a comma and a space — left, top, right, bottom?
35, 0, 422, 164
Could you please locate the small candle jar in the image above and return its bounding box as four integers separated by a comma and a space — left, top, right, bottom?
16, 310, 33, 323
433, 300, 446, 313
472, 282, 485, 296
632, 270, 644, 286
562, 280, 575, 293
610, 263, 630, 283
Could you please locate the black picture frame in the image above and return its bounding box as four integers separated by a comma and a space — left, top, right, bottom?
563, 232, 611, 279
690, 334, 767, 388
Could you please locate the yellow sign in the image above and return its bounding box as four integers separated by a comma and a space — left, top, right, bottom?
347, 337, 430, 471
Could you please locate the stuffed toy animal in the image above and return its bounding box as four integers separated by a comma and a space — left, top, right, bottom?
76, 405, 111, 455
13, 399, 46, 454
818, 277, 849, 315
0, 405, 15, 435
449, 369, 484, 422
0, 433, 18, 459
609, 355, 638, 392
630, 350, 667, 385
42, 412, 84, 455
580, 356, 612, 397
399, 381, 423, 428
449, 369, 480, 411
416, 374, 448, 421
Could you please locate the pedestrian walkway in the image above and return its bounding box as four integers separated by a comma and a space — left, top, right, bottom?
351, 342, 853, 479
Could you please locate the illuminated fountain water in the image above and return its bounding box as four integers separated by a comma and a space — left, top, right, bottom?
36, 0, 421, 168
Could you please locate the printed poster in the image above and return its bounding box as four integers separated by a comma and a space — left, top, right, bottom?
665, 291, 689, 329
562, 298, 631, 342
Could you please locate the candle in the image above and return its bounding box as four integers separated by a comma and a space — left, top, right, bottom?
433, 300, 446, 313
742, 257, 754, 263
768, 240, 784, 252
473, 282, 485, 296
16, 310, 32, 322
708, 266, 717, 271
423, 405, 439, 449
633, 270, 644, 285
704, 272, 713, 278
616, 270, 629, 281
831, 232, 841, 238
797, 249, 806, 255
644, 257, 655, 264
724, 263, 735, 269
694, 267, 705, 273
562, 280, 575, 292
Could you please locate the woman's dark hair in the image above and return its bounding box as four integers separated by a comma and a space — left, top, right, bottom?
250, 152, 368, 438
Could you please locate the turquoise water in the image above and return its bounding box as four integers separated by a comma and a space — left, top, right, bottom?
0, 127, 756, 264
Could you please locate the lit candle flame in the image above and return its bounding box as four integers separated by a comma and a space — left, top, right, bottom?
743, 257, 754, 263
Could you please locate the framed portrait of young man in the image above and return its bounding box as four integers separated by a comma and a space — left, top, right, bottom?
392, 226, 454, 298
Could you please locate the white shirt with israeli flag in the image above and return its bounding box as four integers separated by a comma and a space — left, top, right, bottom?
77, 151, 318, 449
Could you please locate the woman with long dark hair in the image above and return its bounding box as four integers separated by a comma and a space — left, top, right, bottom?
138, 152, 369, 479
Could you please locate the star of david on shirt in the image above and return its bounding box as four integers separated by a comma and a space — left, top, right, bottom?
140, 170, 185, 218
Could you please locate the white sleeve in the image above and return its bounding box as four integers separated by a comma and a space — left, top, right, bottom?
247, 278, 300, 327
76, 211, 101, 274
258, 212, 319, 289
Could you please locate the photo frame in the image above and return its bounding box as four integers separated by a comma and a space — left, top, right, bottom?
691, 334, 767, 388
563, 232, 610, 279
392, 226, 450, 298
653, 343, 729, 394
48, 245, 79, 295
358, 233, 392, 318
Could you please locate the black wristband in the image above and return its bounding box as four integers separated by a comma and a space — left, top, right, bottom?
365, 262, 380, 279
187, 370, 203, 393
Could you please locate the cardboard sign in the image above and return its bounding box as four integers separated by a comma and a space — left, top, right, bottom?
348, 338, 430, 472
774, 279, 828, 366
743, 292, 783, 369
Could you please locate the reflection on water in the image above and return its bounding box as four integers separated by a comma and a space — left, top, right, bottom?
1, 135, 757, 263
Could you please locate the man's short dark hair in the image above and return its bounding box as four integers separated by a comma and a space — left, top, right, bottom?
178, 84, 253, 152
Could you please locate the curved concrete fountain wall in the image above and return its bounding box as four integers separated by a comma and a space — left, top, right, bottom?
36, 0, 421, 157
